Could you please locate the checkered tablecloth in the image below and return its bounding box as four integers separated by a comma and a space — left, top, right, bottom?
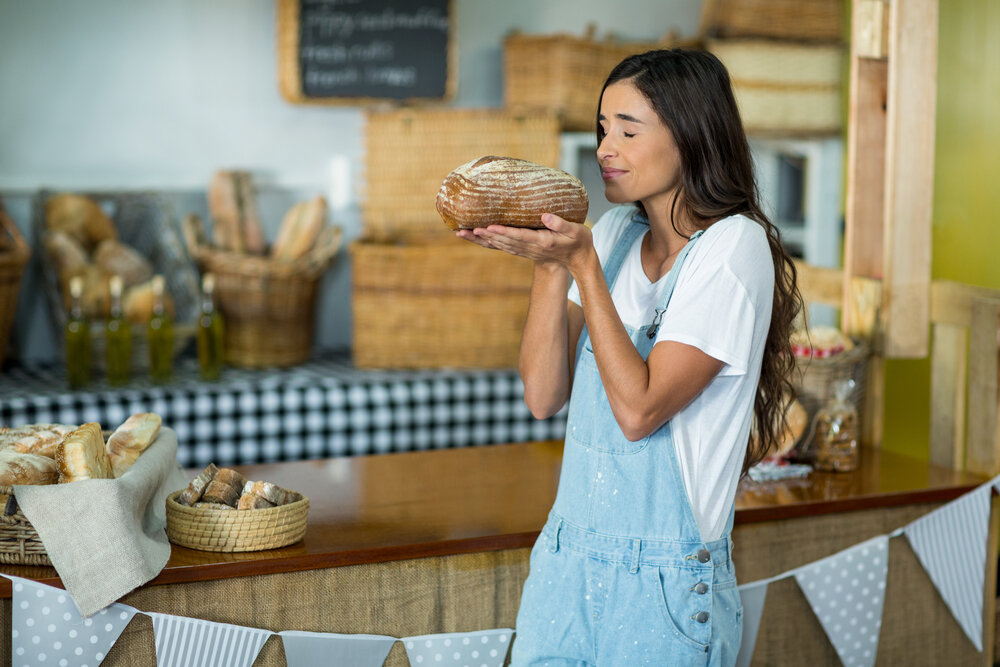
0, 351, 567, 468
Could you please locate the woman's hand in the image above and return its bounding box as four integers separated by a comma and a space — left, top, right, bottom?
455, 213, 593, 274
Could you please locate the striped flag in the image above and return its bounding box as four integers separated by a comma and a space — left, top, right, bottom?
905, 482, 993, 651
148, 612, 273, 667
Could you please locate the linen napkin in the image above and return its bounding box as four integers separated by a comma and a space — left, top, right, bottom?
14, 426, 189, 617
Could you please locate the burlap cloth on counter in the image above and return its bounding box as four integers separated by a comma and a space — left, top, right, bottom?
14, 427, 189, 617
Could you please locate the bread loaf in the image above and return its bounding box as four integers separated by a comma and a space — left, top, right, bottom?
208, 170, 266, 255
9, 424, 74, 459
93, 239, 154, 288
202, 479, 240, 506
123, 279, 175, 324
55, 422, 113, 482
0, 449, 59, 486
272, 196, 327, 261
106, 413, 162, 477
44, 193, 117, 250
436, 156, 589, 230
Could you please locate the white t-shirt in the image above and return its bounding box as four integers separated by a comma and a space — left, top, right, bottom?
567, 205, 774, 541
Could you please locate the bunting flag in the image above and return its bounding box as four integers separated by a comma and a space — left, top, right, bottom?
148, 612, 272, 667
402, 629, 513, 667
905, 481, 993, 651
794, 535, 889, 667
4, 575, 138, 667
736, 579, 769, 667
279, 631, 397, 667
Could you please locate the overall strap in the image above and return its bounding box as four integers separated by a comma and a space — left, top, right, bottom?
644, 229, 704, 339
575, 219, 648, 364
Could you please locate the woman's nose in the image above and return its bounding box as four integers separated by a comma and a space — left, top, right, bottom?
597, 134, 616, 161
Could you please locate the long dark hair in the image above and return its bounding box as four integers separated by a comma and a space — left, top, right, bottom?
598, 49, 803, 476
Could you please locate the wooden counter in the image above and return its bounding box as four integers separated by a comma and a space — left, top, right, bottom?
0, 443, 992, 666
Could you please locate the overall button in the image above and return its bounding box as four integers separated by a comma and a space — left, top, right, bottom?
695, 611, 709, 623
696, 549, 711, 563
693, 582, 709, 595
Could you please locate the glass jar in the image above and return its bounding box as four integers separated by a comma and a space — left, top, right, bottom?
813, 379, 859, 472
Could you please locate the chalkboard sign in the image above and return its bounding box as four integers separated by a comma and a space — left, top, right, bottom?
277, 0, 455, 104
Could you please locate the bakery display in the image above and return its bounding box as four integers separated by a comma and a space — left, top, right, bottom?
436, 156, 589, 230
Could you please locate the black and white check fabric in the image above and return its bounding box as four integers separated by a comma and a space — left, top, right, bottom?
0, 352, 567, 468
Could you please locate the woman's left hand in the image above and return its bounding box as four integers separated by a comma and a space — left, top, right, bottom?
454, 213, 593, 273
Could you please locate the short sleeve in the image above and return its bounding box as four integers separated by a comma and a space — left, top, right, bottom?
656, 263, 756, 376
655, 219, 773, 377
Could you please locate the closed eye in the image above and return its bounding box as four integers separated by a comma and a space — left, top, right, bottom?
623, 132, 635, 138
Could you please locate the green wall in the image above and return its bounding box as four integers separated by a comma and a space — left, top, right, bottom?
880, 0, 1000, 459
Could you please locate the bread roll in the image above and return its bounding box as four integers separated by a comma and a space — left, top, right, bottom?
201, 479, 240, 506
178, 463, 219, 505
123, 279, 175, 324
106, 413, 162, 477
237, 491, 275, 510
243, 480, 298, 506
436, 156, 589, 230
43, 231, 90, 278
271, 196, 326, 261
93, 239, 154, 288
55, 423, 113, 482
208, 170, 266, 255
44, 193, 117, 250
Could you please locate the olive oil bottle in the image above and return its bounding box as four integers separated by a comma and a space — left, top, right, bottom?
147, 275, 174, 383
65, 275, 91, 389
196, 273, 225, 381
105, 274, 131, 385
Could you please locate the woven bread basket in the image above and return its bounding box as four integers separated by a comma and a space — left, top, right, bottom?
165, 490, 308, 552
698, 0, 844, 43
0, 489, 51, 566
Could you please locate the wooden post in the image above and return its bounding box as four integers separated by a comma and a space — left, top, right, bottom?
966, 297, 1000, 476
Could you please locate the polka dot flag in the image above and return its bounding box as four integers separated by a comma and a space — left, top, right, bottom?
5, 574, 138, 667
794, 535, 889, 667
402, 629, 513, 667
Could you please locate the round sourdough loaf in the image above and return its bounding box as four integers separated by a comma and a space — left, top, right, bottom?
436, 156, 589, 230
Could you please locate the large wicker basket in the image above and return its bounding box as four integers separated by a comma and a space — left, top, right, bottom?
698, 0, 845, 43
351, 239, 534, 369
0, 490, 51, 566
165, 490, 309, 553
0, 202, 30, 371
32, 190, 200, 370
189, 239, 341, 368
362, 108, 560, 243
502, 28, 693, 132
707, 38, 844, 135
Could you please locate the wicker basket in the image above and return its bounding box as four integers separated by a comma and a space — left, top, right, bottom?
708, 38, 844, 135
189, 242, 340, 368
502, 29, 693, 132
792, 339, 869, 435
699, 0, 845, 43
32, 190, 200, 371
0, 490, 51, 566
351, 239, 534, 369
165, 490, 309, 552
0, 202, 30, 371
362, 108, 561, 243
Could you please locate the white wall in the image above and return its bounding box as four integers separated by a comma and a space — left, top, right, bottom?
0, 0, 701, 363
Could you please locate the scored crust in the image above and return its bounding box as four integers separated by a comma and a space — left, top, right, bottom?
0, 449, 59, 486
436, 156, 589, 230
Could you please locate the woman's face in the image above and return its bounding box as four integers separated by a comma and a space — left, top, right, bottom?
597, 79, 682, 211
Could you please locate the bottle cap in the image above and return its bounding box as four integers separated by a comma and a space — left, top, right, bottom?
69, 275, 83, 299
152, 275, 165, 295
202, 273, 215, 293
109, 274, 123, 298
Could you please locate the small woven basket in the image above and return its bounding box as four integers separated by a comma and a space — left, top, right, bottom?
350, 238, 534, 369
0, 489, 51, 566
0, 202, 30, 371
165, 490, 309, 553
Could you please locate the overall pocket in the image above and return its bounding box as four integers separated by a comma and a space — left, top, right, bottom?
645, 566, 711, 654
566, 345, 650, 454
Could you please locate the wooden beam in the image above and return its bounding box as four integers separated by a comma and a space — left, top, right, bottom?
966, 298, 1000, 476
932, 280, 1000, 329
930, 323, 968, 470
881, 0, 937, 358
853, 0, 889, 59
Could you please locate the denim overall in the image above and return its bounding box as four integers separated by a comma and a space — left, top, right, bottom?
511, 217, 743, 666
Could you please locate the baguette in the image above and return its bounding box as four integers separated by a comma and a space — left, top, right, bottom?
93, 239, 154, 288
208, 170, 266, 255
106, 413, 162, 477
271, 196, 327, 261
55, 423, 113, 482
0, 449, 59, 486
436, 156, 589, 230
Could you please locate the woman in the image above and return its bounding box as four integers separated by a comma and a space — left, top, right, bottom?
457, 49, 801, 665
